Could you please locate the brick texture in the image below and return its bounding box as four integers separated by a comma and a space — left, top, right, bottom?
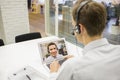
0, 0, 30, 44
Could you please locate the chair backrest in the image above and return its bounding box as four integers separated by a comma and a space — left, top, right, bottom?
15, 32, 42, 43
0, 39, 4, 46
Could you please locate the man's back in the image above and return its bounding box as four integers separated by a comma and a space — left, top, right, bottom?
57, 38, 120, 80
73, 53, 120, 80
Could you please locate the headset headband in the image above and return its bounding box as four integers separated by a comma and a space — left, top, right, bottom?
76, 0, 90, 23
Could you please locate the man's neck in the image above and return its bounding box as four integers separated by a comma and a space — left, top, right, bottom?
84, 35, 102, 45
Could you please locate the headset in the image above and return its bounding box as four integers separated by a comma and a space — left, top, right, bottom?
72, 0, 90, 35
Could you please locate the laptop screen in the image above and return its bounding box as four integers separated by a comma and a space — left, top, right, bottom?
38, 38, 68, 69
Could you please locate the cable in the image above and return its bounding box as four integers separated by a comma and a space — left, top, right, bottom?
26, 74, 31, 80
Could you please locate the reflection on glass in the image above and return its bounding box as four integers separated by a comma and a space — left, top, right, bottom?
58, 0, 83, 47
46, 0, 81, 46
49, 0, 55, 35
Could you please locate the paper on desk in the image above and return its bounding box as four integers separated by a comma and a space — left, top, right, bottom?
8, 66, 49, 80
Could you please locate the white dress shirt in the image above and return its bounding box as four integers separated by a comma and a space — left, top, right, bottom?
52, 38, 120, 80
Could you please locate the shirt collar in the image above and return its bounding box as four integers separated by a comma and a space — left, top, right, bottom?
82, 38, 109, 54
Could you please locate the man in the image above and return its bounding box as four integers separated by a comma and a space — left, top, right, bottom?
50, 0, 120, 80
45, 42, 72, 68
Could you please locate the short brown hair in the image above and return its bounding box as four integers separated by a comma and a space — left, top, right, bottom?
72, 0, 107, 36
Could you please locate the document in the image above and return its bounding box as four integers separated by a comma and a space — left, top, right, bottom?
8, 66, 49, 80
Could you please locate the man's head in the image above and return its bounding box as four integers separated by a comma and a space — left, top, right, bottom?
72, 0, 107, 44
47, 42, 58, 57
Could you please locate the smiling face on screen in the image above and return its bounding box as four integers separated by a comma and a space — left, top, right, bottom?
48, 44, 58, 57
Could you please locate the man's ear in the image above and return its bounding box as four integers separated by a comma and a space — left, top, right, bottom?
79, 24, 85, 34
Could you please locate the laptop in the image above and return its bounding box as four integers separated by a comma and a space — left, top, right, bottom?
38, 38, 68, 69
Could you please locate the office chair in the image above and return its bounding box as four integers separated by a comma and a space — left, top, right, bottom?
0, 39, 4, 46
15, 32, 42, 43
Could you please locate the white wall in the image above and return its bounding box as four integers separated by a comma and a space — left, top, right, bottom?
0, 6, 6, 41
0, 0, 30, 44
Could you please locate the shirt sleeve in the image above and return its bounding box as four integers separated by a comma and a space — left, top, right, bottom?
49, 72, 58, 80
49, 57, 76, 80
57, 57, 77, 80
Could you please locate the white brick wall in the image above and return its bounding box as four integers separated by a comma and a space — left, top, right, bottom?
0, 6, 6, 42
0, 7, 3, 38
0, 0, 30, 44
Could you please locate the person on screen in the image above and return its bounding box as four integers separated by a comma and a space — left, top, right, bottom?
45, 42, 73, 68
50, 0, 120, 80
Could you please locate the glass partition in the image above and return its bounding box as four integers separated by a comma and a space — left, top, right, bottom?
45, 0, 55, 35
58, 0, 84, 47
58, 4, 74, 42
45, 0, 84, 47
45, 0, 116, 46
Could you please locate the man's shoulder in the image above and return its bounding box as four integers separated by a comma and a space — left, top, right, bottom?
56, 57, 91, 80
62, 55, 100, 74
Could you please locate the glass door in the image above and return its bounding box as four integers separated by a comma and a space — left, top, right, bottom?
45, 0, 56, 35
58, 0, 74, 40
45, 0, 84, 47
57, 0, 84, 47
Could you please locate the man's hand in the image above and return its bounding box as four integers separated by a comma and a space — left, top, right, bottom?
50, 61, 60, 73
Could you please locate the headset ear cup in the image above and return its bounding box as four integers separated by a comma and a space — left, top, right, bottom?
75, 25, 81, 34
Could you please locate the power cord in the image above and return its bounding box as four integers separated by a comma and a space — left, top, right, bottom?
26, 74, 31, 80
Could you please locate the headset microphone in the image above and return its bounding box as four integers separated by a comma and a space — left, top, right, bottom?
71, 25, 80, 35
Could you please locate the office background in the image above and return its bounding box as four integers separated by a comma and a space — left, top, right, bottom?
0, 0, 120, 46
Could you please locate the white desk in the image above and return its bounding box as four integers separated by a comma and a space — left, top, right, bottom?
0, 36, 83, 80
